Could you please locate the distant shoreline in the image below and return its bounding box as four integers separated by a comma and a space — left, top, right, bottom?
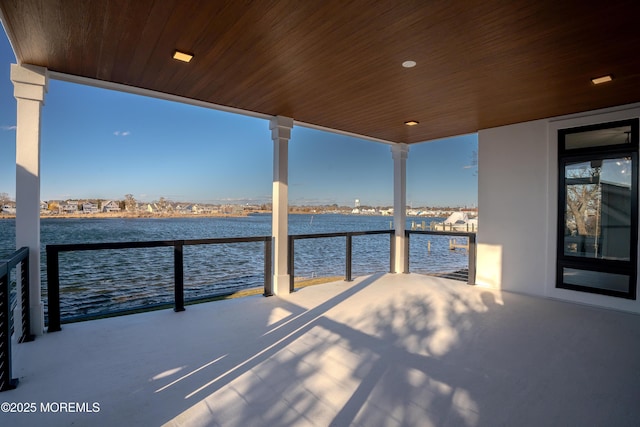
0, 210, 449, 220
0, 210, 352, 220
0, 211, 255, 220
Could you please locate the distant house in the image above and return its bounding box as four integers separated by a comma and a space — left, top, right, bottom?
102, 200, 120, 212
176, 205, 192, 214
461, 207, 479, 218
83, 202, 99, 213
201, 205, 218, 214
61, 200, 78, 214
220, 204, 244, 215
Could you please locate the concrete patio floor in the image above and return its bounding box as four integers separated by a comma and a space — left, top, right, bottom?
3, 273, 640, 426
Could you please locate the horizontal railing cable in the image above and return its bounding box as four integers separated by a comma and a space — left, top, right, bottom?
0, 246, 31, 392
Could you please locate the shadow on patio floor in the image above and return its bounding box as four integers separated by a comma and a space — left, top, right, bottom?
4, 273, 640, 426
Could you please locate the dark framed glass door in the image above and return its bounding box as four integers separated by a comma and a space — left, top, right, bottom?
557, 119, 639, 299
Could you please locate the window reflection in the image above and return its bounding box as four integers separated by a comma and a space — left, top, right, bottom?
564, 157, 631, 260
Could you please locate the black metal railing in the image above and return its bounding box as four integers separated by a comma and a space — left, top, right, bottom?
46, 236, 272, 332
288, 230, 395, 292
405, 230, 476, 285
44, 228, 477, 331
0, 246, 32, 392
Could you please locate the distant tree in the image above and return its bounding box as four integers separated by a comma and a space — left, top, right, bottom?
566, 167, 601, 236
0, 192, 11, 206
124, 194, 137, 212
157, 197, 168, 212
469, 150, 478, 176
48, 201, 59, 212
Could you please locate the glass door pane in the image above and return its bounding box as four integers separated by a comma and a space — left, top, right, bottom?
564, 157, 632, 261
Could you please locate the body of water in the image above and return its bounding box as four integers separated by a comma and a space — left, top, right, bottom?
0, 214, 469, 320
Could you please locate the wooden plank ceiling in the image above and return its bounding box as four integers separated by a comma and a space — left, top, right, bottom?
1, 0, 639, 144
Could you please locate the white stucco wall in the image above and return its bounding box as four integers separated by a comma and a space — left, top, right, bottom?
477, 103, 640, 313
476, 120, 549, 295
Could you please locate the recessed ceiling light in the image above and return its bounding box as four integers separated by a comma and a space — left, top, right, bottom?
402, 60, 416, 68
404, 120, 419, 126
173, 50, 193, 63
591, 75, 613, 85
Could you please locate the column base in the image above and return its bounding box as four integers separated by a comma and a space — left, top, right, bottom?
12, 301, 44, 338
394, 235, 408, 274
30, 301, 45, 336
273, 274, 291, 296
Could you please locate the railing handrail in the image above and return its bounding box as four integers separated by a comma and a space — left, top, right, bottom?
1, 246, 31, 392
47, 235, 272, 252
289, 229, 394, 240
0, 246, 29, 271
46, 236, 273, 332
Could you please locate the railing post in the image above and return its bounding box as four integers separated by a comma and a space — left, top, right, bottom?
468, 234, 477, 285
389, 231, 395, 273
345, 234, 353, 281
0, 265, 18, 392
264, 238, 273, 296
174, 242, 185, 312
288, 236, 295, 293
404, 231, 410, 273
19, 253, 33, 343
46, 246, 61, 332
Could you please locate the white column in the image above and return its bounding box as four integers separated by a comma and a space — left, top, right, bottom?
11, 64, 48, 335
270, 116, 293, 295
392, 143, 409, 273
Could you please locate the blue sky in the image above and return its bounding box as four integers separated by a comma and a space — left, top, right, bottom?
0, 29, 477, 207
